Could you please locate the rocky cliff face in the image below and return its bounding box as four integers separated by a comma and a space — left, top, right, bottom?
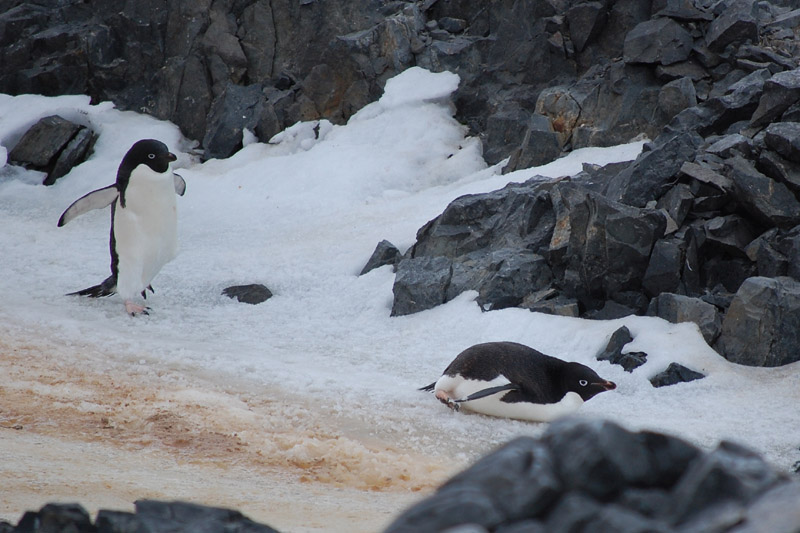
4, 0, 796, 163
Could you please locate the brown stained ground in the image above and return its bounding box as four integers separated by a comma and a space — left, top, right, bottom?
0, 333, 455, 532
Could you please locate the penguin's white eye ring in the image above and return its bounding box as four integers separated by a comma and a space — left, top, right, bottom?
579, 379, 588, 386
148, 153, 156, 159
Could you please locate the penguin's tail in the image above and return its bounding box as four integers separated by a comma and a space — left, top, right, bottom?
67, 275, 117, 298
419, 382, 437, 392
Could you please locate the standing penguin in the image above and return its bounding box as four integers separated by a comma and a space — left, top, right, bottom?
58, 139, 186, 316
421, 342, 616, 422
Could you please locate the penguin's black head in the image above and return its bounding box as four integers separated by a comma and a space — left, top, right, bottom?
563, 361, 616, 402
124, 139, 177, 174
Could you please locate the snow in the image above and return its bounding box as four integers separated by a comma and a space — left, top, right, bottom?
1, 66, 799, 528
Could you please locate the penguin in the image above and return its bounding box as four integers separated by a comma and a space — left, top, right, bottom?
58, 139, 186, 316
421, 341, 616, 422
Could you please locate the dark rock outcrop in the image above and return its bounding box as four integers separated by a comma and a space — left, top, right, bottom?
7, 115, 96, 185
385, 418, 793, 533
595, 326, 648, 372
1, 500, 280, 533
650, 362, 706, 387
360, 240, 401, 275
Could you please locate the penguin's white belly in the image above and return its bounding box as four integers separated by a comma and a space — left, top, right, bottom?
435, 374, 584, 422
113, 171, 178, 300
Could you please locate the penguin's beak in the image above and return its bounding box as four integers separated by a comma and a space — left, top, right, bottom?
600, 380, 616, 391
167, 152, 177, 162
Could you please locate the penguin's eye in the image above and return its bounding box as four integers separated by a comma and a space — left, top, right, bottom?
148, 153, 156, 159
579, 379, 588, 386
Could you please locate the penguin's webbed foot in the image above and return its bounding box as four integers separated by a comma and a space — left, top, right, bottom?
434, 390, 460, 412
124, 301, 151, 316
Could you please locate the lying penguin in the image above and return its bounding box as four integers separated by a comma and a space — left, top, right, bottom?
58, 139, 185, 316
421, 341, 616, 422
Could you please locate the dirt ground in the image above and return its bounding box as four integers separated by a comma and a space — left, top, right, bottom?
0, 333, 457, 532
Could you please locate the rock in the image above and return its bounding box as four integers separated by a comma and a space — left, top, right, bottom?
202, 83, 268, 160
647, 293, 722, 344
439, 17, 467, 33
656, 183, 694, 227
642, 238, 685, 296
705, 133, 753, 159
360, 240, 401, 275
391, 256, 452, 316
222, 284, 273, 305
548, 183, 668, 311
623, 18, 693, 66
596, 325, 648, 372
134, 500, 280, 533
749, 68, 800, 128
679, 160, 734, 193
7, 115, 96, 185
716, 276, 800, 366
658, 77, 697, 119
649, 362, 706, 387
37, 503, 94, 533
763, 122, 800, 163
705, 0, 759, 52
669, 440, 784, 525
605, 131, 704, 207
725, 155, 800, 229
566, 2, 607, 53
757, 150, 800, 193
732, 481, 800, 533
504, 114, 563, 172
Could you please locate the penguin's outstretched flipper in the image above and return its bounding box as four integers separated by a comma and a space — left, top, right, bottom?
67, 275, 117, 298
57, 185, 119, 227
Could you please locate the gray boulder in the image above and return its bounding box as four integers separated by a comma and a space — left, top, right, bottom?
705, 0, 759, 52
8, 115, 96, 186
716, 276, 800, 366
725, 155, 800, 229
647, 293, 722, 344
623, 18, 693, 65
749, 68, 800, 128
763, 122, 800, 163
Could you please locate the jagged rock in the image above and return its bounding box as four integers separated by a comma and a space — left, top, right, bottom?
717, 276, 800, 366
705, 0, 759, 52
134, 500, 280, 533
508, 116, 563, 172
8, 115, 96, 185
391, 256, 452, 316
658, 77, 697, 118
642, 238, 685, 296
757, 150, 800, 193
725, 155, 800, 229
566, 2, 607, 53
763, 122, 800, 163
439, 17, 467, 33
679, 160, 734, 193
654, 0, 713, 21
605, 130, 704, 207
595, 326, 648, 372
649, 362, 706, 387
656, 183, 694, 226
702, 214, 757, 255
647, 293, 722, 344
749, 67, 800, 128
623, 18, 693, 66
669, 441, 783, 525
705, 133, 753, 158
202, 83, 267, 160
222, 284, 273, 305
360, 240, 401, 275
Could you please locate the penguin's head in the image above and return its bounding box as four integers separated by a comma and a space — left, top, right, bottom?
124, 139, 177, 174
563, 361, 616, 402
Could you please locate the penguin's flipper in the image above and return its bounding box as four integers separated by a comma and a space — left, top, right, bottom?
456, 383, 519, 403
419, 382, 437, 392
58, 185, 119, 227
173, 173, 186, 196
67, 275, 117, 298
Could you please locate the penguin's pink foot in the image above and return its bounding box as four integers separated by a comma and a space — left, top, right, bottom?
124, 300, 150, 316
435, 389, 460, 412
